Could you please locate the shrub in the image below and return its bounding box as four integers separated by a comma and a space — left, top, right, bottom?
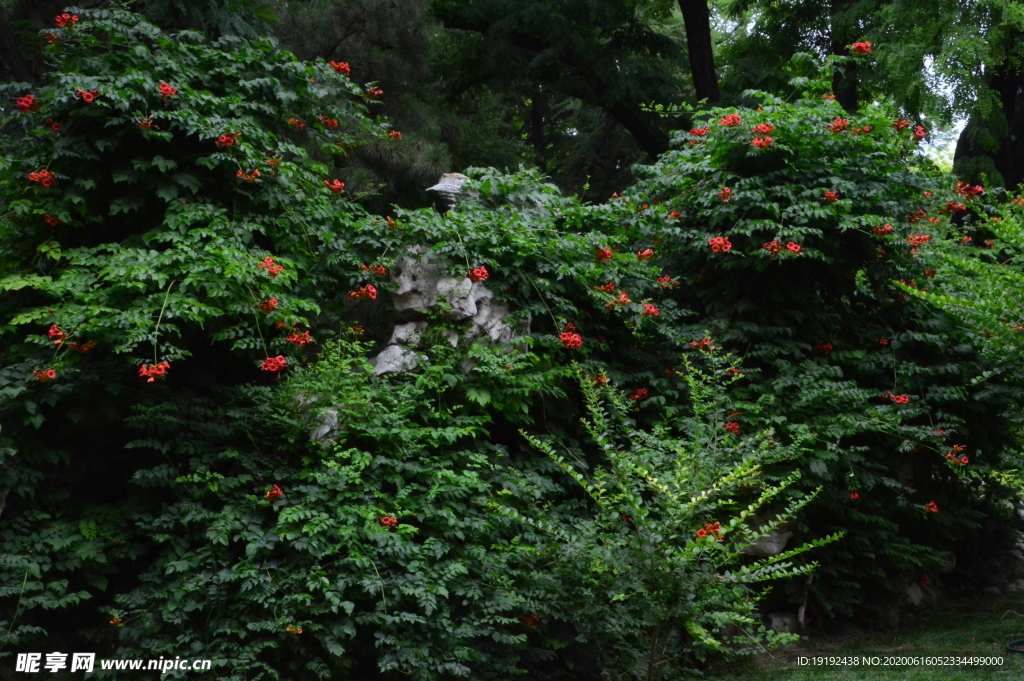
0, 8, 387, 371
3, 22, 1022, 678
496, 349, 840, 679
598, 64, 1024, 618
104, 339, 533, 680
907, 190, 1024, 356
0, 7, 393, 672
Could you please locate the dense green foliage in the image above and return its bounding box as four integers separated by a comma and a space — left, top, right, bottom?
109, 341, 532, 680
0, 12, 837, 679
906, 193, 1024, 482
502, 355, 840, 680
613, 75, 1024, 617
5, 1, 1021, 195
907, 191, 1024, 340
3, 5, 1024, 681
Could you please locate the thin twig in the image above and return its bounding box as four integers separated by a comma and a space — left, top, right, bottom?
152, 279, 177, 364
0, 571, 30, 652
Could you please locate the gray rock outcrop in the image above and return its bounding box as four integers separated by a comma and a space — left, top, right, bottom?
368, 246, 518, 376
312, 174, 527, 442
425, 173, 470, 214
741, 528, 793, 557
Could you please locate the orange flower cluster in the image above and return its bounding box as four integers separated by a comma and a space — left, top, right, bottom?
237, 169, 261, 183
348, 284, 377, 300
695, 522, 722, 539
258, 257, 284, 276
33, 368, 57, 382
138, 362, 170, 382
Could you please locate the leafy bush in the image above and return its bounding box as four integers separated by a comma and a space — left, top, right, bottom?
904, 191, 1024, 495
907, 191, 1024, 354
599, 64, 1024, 618
105, 338, 533, 680
3, 18, 1023, 680
497, 350, 840, 680
0, 7, 395, 674
0, 8, 386, 371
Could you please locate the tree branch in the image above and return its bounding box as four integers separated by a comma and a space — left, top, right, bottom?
677, 0, 720, 104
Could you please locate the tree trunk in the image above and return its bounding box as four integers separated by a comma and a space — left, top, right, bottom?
644, 623, 678, 681
987, 59, 1023, 189
529, 89, 549, 162
954, 57, 1024, 189
830, 0, 858, 114
677, 0, 720, 104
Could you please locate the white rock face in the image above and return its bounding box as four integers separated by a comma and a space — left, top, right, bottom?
470, 296, 513, 343
313, 174, 528, 441
391, 246, 443, 311
390, 321, 427, 346
369, 342, 423, 375
435, 277, 481, 319
310, 408, 339, 443
368, 248, 518, 375
367, 322, 426, 375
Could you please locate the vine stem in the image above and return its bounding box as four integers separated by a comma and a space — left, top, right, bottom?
0, 571, 29, 652
152, 279, 176, 365
451, 224, 471, 271
527, 273, 561, 333
367, 554, 388, 628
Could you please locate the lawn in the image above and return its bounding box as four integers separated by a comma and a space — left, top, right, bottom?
712, 592, 1024, 680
